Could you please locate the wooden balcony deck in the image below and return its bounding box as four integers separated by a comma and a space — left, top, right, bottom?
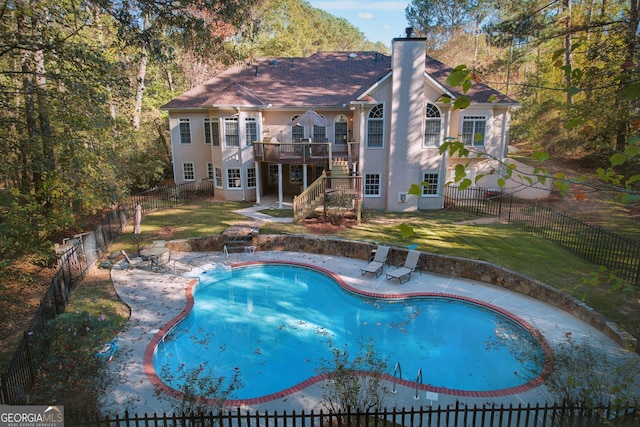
253, 141, 359, 165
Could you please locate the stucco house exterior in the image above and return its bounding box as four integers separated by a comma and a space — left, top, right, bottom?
161, 30, 522, 215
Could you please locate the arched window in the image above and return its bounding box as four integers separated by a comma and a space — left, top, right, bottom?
334, 114, 348, 145
424, 103, 441, 147
290, 115, 305, 142
367, 104, 384, 148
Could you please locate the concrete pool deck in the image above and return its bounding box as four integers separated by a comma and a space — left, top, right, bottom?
103, 249, 639, 416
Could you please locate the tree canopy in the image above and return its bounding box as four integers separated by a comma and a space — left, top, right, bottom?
407, 0, 639, 203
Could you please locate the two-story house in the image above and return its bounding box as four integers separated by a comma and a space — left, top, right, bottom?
161, 29, 519, 216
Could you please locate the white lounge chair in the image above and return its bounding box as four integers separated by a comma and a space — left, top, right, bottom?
386, 250, 421, 284
360, 245, 390, 277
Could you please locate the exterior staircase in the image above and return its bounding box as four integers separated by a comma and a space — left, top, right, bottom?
293, 172, 327, 223
222, 222, 259, 253
293, 161, 361, 223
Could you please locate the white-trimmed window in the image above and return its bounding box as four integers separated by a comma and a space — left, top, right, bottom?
182, 162, 195, 181
290, 165, 303, 183
422, 172, 440, 196
247, 167, 256, 188
224, 117, 239, 147
204, 118, 220, 146
291, 116, 305, 142
313, 125, 327, 142
334, 114, 348, 144
179, 118, 191, 144
462, 116, 486, 146
214, 167, 223, 188
206, 162, 214, 180
367, 104, 384, 148
424, 103, 442, 147
268, 164, 279, 183
245, 118, 257, 146
227, 168, 241, 188
364, 173, 381, 196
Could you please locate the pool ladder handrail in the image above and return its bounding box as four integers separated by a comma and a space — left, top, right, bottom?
391, 363, 424, 399
392, 362, 402, 393
414, 368, 422, 400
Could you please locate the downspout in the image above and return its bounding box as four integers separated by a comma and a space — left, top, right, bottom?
278, 163, 283, 208
255, 160, 261, 205
440, 107, 452, 209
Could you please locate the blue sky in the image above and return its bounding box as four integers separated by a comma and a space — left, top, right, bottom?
307, 1, 411, 46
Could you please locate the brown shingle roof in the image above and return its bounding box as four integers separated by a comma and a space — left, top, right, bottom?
161, 51, 516, 110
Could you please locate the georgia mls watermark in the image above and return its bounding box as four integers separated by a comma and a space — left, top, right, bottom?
0, 406, 63, 427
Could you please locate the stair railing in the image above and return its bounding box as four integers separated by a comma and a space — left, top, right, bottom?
293, 172, 327, 223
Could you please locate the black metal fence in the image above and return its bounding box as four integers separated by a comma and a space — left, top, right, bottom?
444, 186, 640, 286
68, 402, 639, 427
131, 179, 215, 213
1, 181, 221, 405
0, 206, 130, 405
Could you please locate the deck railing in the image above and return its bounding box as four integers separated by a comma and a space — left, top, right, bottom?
293, 172, 363, 223
293, 172, 327, 223
254, 141, 333, 164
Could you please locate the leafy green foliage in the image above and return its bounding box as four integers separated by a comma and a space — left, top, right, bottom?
545, 334, 639, 408
155, 363, 242, 415
316, 338, 391, 413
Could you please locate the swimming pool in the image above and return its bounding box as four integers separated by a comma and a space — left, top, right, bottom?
152, 263, 547, 400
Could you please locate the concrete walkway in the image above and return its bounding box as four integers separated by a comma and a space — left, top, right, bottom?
103, 248, 640, 416
232, 196, 294, 223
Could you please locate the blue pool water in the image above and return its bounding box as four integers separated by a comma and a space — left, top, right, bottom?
153, 264, 545, 399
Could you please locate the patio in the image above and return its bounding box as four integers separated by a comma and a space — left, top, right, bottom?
103, 249, 639, 416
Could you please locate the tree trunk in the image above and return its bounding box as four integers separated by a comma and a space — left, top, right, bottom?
132, 49, 147, 131
16, 1, 41, 193
564, 0, 573, 105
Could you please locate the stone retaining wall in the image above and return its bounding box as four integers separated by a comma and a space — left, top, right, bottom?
166, 234, 636, 349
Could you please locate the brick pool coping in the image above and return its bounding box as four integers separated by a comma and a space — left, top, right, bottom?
165, 235, 637, 350
144, 260, 554, 406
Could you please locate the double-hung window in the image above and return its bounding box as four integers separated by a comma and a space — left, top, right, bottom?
364, 173, 381, 197
245, 118, 257, 146
462, 116, 486, 146
179, 119, 191, 144
206, 162, 214, 180
247, 167, 256, 188
227, 168, 241, 188
367, 104, 384, 148
313, 125, 327, 142
204, 118, 220, 146
214, 167, 223, 188
224, 117, 239, 147
422, 173, 439, 196
182, 162, 195, 181
334, 115, 348, 145
424, 103, 442, 147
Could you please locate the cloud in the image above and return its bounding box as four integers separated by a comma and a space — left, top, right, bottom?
358, 12, 375, 20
